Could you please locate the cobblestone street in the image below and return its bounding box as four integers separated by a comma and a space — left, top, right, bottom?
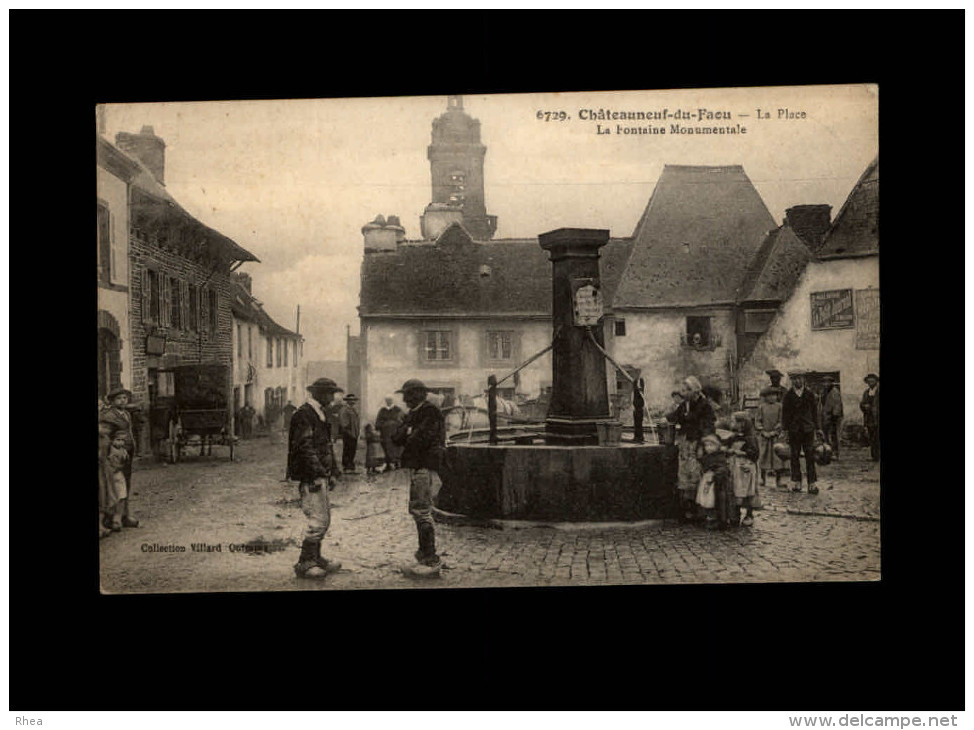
99, 434, 881, 593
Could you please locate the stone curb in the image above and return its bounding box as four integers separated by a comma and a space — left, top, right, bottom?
432, 507, 667, 531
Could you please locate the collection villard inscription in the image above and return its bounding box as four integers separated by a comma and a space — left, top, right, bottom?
140, 542, 286, 554
536, 106, 807, 136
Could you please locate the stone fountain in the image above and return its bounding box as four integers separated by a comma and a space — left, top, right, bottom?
435, 228, 679, 522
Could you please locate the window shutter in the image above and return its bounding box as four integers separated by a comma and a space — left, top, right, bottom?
181, 281, 189, 331
160, 273, 171, 327
109, 211, 117, 282
141, 268, 151, 323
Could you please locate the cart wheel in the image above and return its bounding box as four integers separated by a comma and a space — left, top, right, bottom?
168, 419, 180, 464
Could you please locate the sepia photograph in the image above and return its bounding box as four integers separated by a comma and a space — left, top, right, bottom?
96, 84, 880, 595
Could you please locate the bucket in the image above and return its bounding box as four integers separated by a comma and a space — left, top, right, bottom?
596, 423, 623, 446
656, 423, 676, 446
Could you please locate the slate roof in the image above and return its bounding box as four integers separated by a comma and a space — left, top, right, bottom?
816, 157, 879, 258
737, 225, 812, 303
113, 139, 260, 264
231, 280, 299, 337
359, 222, 634, 317
613, 165, 777, 308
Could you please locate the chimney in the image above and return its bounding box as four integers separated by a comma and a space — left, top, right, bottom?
233, 271, 253, 295
115, 125, 166, 185
784, 204, 832, 252
420, 203, 464, 240
362, 214, 399, 252
386, 215, 407, 243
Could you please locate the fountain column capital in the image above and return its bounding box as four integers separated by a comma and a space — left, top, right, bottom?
538, 228, 610, 260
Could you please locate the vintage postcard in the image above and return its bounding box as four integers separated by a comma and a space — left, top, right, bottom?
97, 85, 879, 593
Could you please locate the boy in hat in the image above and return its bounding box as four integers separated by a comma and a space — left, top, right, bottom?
98, 387, 140, 528
287, 378, 344, 579
781, 370, 824, 494
392, 379, 446, 570
338, 393, 361, 473
754, 386, 786, 488
859, 374, 880, 461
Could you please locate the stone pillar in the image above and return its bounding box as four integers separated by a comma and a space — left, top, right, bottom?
539, 228, 617, 446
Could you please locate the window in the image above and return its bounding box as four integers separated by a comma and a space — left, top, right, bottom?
266, 337, 273, 367
276, 338, 282, 367
97, 202, 113, 283
487, 331, 513, 361
237, 325, 243, 358
169, 277, 182, 330
248, 326, 253, 359
188, 284, 199, 331
208, 289, 218, 334
685, 316, 712, 347
293, 341, 298, 367
424, 331, 452, 361
614, 319, 627, 337
284, 338, 288, 366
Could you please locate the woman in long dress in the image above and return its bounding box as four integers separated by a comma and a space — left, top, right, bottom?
375, 396, 404, 470
666, 376, 716, 522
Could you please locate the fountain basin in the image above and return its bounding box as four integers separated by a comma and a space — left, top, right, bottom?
436, 442, 679, 521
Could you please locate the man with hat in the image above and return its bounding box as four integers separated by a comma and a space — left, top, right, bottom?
820, 375, 844, 460
287, 378, 344, 579
765, 369, 786, 402
338, 393, 361, 473
98, 387, 140, 529
859, 373, 880, 461
781, 369, 824, 494
392, 379, 446, 569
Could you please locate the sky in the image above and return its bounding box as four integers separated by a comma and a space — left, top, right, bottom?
104, 85, 878, 364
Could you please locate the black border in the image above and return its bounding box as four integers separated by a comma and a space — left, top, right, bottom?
11, 10, 963, 711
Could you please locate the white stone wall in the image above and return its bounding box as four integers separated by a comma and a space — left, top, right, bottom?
738, 256, 880, 424
361, 318, 554, 424
610, 308, 738, 414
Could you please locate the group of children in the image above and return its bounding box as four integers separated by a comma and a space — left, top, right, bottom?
695, 411, 762, 530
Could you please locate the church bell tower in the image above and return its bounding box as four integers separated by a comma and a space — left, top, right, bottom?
421, 95, 497, 240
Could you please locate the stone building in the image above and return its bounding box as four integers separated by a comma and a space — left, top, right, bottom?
111, 126, 259, 454
611, 165, 789, 410
229, 272, 304, 427
359, 219, 633, 423
97, 134, 141, 400
738, 156, 879, 425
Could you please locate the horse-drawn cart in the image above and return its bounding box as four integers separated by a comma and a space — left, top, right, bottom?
167, 364, 235, 463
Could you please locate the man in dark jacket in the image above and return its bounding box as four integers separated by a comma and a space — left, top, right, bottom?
287, 378, 344, 579
781, 370, 824, 494
820, 376, 844, 459
338, 394, 361, 473
392, 379, 446, 569
859, 373, 880, 462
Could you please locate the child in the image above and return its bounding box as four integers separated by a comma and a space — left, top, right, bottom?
106, 431, 130, 531
364, 423, 385, 476
698, 433, 731, 530
729, 411, 760, 527
754, 386, 787, 489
